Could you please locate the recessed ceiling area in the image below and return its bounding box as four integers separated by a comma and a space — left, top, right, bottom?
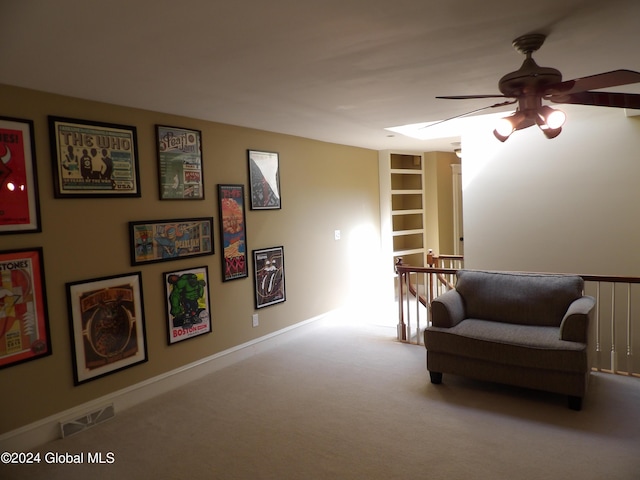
1, 0, 639, 152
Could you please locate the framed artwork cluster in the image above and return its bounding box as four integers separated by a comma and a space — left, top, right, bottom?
0, 111, 288, 386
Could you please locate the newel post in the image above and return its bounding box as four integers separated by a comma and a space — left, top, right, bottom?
395, 257, 407, 341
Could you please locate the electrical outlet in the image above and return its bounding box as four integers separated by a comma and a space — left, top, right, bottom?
334, 230, 341, 241
252, 314, 259, 328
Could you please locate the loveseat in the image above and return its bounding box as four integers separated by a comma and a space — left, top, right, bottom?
424, 270, 595, 410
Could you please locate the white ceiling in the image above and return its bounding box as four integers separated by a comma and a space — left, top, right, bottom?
2, 0, 639, 152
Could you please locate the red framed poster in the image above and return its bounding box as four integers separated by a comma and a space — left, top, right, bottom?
0, 248, 51, 369
217, 184, 248, 281
0, 116, 41, 234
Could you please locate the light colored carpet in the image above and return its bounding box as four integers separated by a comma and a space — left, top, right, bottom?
2, 312, 640, 479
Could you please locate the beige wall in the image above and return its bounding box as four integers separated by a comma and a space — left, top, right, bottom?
0, 85, 382, 433
424, 151, 459, 255
462, 105, 640, 276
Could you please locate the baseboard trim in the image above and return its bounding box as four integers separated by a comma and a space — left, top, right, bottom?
0, 312, 329, 452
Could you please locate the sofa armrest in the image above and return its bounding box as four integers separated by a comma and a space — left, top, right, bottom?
560, 295, 596, 343
431, 289, 466, 328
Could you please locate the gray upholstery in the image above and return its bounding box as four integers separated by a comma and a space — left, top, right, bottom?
424, 270, 595, 409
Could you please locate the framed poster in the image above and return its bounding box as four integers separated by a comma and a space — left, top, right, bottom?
248, 149, 281, 210
0, 116, 42, 234
66, 272, 147, 385
156, 125, 204, 200
163, 265, 212, 344
48, 116, 141, 198
0, 248, 51, 369
129, 217, 214, 266
252, 246, 286, 309
218, 185, 248, 281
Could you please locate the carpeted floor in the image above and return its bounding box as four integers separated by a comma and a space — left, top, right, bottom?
2, 312, 640, 479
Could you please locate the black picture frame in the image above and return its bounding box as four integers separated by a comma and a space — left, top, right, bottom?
163, 265, 212, 344
217, 184, 249, 281
248, 149, 281, 210
48, 116, 141, 198
66, 272, 148, 385
0, 116, 42, 234
252, 246, 286, 309
129, 217, 214, 266
0, 247, 51, 369
156, 125, 204, 200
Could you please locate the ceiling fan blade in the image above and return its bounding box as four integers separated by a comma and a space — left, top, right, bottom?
421, 99, 516, 129
544, 69, 640, 96
436, 94, 508, 100
549, 91, 640, 109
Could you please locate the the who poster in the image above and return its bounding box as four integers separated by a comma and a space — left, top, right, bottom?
48, 116, 140, 197
163, 266, 212, 344
218, 184, 248, 281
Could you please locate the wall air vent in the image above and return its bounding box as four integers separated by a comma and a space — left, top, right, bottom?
59, 404, 115, 438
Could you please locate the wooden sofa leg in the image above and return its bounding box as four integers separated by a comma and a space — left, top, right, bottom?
429, 371, 443, 384
568, 395, 582, 411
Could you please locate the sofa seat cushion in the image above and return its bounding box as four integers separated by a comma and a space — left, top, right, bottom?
425, 319, 588, 373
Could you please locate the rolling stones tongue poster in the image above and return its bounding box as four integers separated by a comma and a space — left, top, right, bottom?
252, 246, 286, 309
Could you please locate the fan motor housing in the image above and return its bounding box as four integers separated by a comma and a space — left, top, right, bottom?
498, 59, 562, 97
498, 34, 562, 97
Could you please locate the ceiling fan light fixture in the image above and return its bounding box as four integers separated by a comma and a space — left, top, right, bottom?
541, 126, 563, 139
493, 126, 512, 142
493, 111, 526, 142
538, 106, 566, 130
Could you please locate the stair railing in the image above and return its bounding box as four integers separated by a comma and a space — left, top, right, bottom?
394, 260, 640, 377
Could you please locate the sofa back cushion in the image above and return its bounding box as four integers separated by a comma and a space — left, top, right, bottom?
455, 270, 584, 326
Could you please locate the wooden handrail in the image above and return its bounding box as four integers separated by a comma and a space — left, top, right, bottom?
398, 262, 640, 285
394, 259, 640, 377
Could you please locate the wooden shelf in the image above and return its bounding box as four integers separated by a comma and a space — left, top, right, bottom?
392, 209, 423, 216
393, 248, 425, 256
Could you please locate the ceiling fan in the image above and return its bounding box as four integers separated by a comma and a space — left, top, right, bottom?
436, 33, 640, 141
